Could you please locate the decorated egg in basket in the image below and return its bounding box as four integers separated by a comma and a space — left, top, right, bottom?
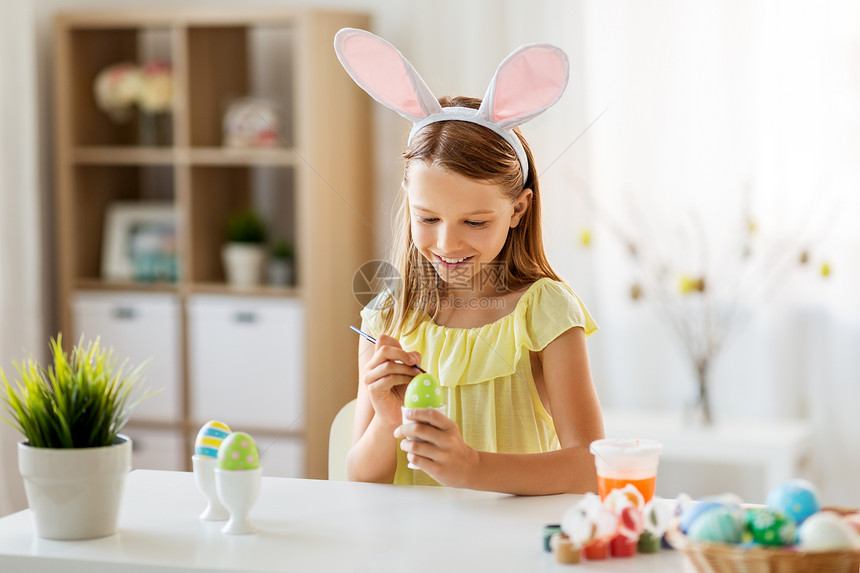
766, 479, 821, 526
679, 497, 743, 534
746, 507, 796, 547
797, 511, 858, 551
686, 506, 744, 544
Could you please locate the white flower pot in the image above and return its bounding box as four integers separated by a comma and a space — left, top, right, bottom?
222, 243, 266, 287
18, 435, 132, 540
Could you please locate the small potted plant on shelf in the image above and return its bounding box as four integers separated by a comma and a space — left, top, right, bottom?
222, 209, 267, 287
1, 335, 153, 540
266, 238, 295, 287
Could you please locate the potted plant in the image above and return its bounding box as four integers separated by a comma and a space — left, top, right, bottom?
222, 209, 267, 287
266, 238, 295, 287
1, 335, 151, 540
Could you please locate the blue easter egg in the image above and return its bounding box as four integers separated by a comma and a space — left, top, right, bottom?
680, 501, 723, 534
766, 479, 820, 525
687, 507, 744, 544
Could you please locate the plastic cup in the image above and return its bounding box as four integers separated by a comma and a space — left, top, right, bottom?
589, 438, 663, 502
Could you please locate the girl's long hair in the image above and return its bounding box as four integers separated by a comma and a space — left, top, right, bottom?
377, 96, 561, 336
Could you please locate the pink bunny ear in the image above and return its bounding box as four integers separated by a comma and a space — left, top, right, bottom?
334, 28, 442, 123
478, 44, 569, 129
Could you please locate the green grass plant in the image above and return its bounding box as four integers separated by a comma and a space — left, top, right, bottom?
226, 210, 267, 244
1, 335, 153, 448
270, 238, 294, 261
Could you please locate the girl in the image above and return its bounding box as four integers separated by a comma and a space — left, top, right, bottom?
335, 29, 604, 495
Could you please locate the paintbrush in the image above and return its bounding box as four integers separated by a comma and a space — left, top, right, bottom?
350, 325, 427, 373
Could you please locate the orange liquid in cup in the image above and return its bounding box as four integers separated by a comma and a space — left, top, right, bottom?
597, 474, 657, 502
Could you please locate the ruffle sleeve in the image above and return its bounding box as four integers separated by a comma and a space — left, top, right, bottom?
396, 278, 596, 388
358, 294, 388, 339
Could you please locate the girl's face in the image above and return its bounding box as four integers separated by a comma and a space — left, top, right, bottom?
406, 162, 531, 290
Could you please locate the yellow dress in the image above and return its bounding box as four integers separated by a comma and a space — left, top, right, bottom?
360, 277, 598, 486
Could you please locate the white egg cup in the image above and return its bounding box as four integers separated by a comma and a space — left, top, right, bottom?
215, 467, 262, 535
192, 456, 229, 521
401, 406, 446, 470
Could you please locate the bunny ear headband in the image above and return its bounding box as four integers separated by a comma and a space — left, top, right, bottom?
333, 28, 569, 179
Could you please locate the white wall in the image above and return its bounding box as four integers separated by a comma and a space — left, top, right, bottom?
578, 0, 860, 505
0, 0, 42, 518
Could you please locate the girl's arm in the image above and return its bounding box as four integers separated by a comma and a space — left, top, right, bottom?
396, 326, 604, 495
346, 322, 422, 483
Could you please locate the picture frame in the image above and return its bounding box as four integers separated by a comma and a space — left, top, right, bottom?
101, 202, 178, 282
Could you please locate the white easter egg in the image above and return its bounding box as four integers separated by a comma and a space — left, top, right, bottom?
798, 511, 858, 551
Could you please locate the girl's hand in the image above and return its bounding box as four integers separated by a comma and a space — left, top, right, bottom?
362, 334, 422, 428
394, 408, 480, 488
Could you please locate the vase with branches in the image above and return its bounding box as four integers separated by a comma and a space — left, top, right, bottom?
580, 184, 832, 425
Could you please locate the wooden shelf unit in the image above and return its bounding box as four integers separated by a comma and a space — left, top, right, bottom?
53, 8, 373, 479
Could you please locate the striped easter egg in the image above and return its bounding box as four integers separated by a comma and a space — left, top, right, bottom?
194, 420, 231, 458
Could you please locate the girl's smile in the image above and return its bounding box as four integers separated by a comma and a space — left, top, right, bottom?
406, 162, 531, 292
434, 254, 473, 267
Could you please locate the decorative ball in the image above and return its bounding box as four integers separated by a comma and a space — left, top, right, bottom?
194, 420, 231, 458
404, 373, 444, 409
798, 511, 858, 551
746, 508, 796, 547
766, 479, 821, 525
686, 507, 744, 544
217, 432, 260, 471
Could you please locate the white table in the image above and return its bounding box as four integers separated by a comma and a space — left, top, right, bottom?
0, 470, 688, 572
604, 409, 814, 497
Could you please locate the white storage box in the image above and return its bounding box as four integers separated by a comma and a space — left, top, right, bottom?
125, 427, 186, 471
188, 295, 305, 430
72, 292, 182, 423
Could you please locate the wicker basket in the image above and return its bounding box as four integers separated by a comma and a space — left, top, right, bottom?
666, 508, 860, 573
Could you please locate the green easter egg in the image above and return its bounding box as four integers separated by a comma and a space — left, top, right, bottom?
404, 373, 444, 408
687, 507, 744, 544
217, 431, 260, 471
747, 508, 795, 547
